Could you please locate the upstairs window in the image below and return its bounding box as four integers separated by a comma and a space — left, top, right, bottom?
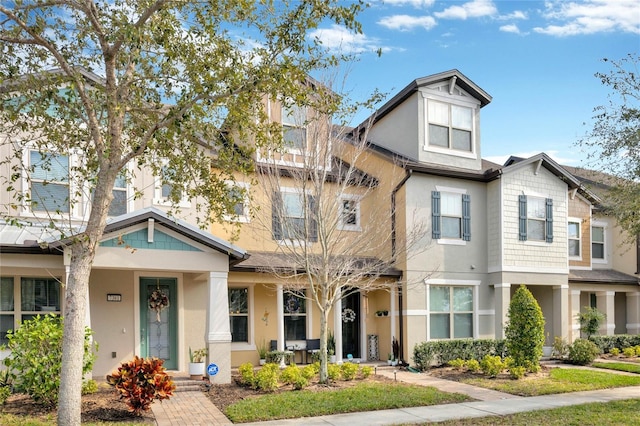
427, 101, 473, 152
568, 221, 581, 258
154, 163, 189, 208
338, 195, 361, 231
519, 195, 553, 242
108, 170, 128, 217
272, 190, 317, 242
29, 151, 70, 213
282, 103, 307, 151
432, 191, 471, 241
592, 225, 605, 260
224, 182, 250, 223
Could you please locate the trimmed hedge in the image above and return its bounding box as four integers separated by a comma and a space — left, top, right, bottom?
413, 339, 507, 371
590, 335, 640, 353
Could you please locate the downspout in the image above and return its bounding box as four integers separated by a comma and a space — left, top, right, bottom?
391, 169, 412, 364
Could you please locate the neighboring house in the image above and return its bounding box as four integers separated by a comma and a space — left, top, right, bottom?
1, 69, 638, 384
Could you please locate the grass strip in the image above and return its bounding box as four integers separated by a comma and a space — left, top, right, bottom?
432, 398, 640, 425
593, 362, 640, 374
462, 368, 640, 396
225, 382, 470, 422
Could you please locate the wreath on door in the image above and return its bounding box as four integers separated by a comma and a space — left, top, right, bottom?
149, 289, 170, 322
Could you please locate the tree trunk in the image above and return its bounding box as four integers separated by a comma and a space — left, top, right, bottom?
318, 309, 330, 383
57, 242, 94, 426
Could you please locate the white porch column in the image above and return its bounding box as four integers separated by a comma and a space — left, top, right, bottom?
276, 285, 285, 351
494, 284, 511, 339
626, 292, 640, 335
596, 291, 615, 336
553, 284, 569, 341
333, 292, 343, 364
207, 271, 231, 384
570, 290, 582, 342
390, 287, 396, 343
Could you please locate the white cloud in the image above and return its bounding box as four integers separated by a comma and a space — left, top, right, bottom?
534, 0, 640, 36
309, 25, 388, 54
497, 10, 528, 21
499, 24, 521, 34
434, 0, 498, 20
380, 0, 435, 8
377, 14, 437, 31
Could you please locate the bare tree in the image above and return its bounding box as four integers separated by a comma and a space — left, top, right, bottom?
252, 78, 427, 383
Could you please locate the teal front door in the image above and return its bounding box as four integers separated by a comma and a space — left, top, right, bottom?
140, 277, 178, 370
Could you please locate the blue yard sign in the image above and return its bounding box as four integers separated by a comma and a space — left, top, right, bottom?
207, 363, 219, 376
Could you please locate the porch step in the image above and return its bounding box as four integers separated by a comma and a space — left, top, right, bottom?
170, 375, 208, 392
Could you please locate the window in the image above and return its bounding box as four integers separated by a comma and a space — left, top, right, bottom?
283, 290, 306, 341
568, 221, 581, 257
29, 151, 70, 213
282, 103, 306, 151
224, 182, 250, 223
272, 190, 317, 242
429, 286, 473, 339
427, 100, 473, 152
228, 288, 248, 343
109, 170, 127, 216
0, 277, 61, 345
154, 164, 189, 208
432, 191, 470, 241
592, 226, 605, 260
338, 196, 360, 231
518, 195, 553, 242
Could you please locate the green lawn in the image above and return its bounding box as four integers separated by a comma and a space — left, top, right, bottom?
225, 382, 470, 423
593, 362, 640, 374
432, 399, 640, 425
462, 368, 640, 396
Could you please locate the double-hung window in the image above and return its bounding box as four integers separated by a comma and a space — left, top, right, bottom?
282, 103, 307, 151
29, 151, 70, 213
427, 100, 473, 152
429, 286, 473, 339
592, 225, 605, 261
568, 220, 581, 258
228, 288, 249, 343
283, 290, 306, 341
338, 195, 361, 231
224, 182, 250, 223
518, 195, 553, 242
272, 190, 317, 242
432, 190, 471, 241
154, 163, 190, 208
108, 170, 128, 216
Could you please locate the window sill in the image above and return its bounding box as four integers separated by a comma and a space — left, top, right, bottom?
436, 238, 467, 246
231, 343, 256, 351
423, 144, 477, 159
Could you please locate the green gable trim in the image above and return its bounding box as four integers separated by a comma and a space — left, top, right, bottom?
100, 229, 202, 252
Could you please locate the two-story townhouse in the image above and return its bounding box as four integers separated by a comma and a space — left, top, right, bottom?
357, 69, 639, 360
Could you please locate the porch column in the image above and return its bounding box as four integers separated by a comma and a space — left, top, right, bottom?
333, 291, 343, 364
207, 271, 231, 384
552, 285, 569, 341
494, 284, 511, 339
276, 285, 286, 367
596, 291, 615, 336
626, 292, 640, 335
390, 287, 396, 344
570, 290, 581, 342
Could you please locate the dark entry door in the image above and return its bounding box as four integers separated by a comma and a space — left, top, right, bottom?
140, 277, 178, 369
342, 292, 360, 358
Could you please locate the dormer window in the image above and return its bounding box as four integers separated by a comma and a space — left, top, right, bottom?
427, 100, 473, 152
282, 103, 307, 151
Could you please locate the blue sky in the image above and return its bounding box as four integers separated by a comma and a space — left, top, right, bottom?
308, 0, 640, 167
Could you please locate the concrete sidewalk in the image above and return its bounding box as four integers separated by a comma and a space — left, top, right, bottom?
240, 385, 640, 425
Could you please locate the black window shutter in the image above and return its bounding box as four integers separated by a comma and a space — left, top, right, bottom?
462, 193, 471, 241
272, 192, 282, 240
431, 191, 441, 239
518, 195, 527, 241
545, 198, 553, 243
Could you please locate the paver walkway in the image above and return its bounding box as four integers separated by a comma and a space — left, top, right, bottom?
151, 389, 231, 426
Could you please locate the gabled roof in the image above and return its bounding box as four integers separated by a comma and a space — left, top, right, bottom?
358, 69, 492, 129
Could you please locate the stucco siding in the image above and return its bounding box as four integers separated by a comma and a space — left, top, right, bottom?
367, 93, 419, 160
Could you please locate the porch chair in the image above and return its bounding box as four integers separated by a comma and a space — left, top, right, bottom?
306, 338, 320, 364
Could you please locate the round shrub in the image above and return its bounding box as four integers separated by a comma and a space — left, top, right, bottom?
609, 347, 620, 356
254, 363, 279, 392
623, 347, 636, 358
360, 365, 373, 378
509, 366, 526, 380
568, 338, 600, 365
327, 364, 341, 381
480, 355, 504, 378
505, 286, 545, 370
238, 362, 255, 386
341, 362, 359, 381
465, 359, 480, 373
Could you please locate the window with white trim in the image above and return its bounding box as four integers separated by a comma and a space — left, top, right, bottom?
272, 190, 317, 242
224, 182, 250, 223
568, 221, 581, 258
153, 163, 190, 208
431, 191, 471, 241
108, 170, 128, 216
228, 287, 249, 343
284, 290, 306, 341
338, 195, 360, 231
427, 100, 473, 152
429, 286, 473, 339
282, 103, 306, 151
0, 276, 62, 345
592, 225, 605, 261
29, 150, 70, 213
518, 195, 553, 242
